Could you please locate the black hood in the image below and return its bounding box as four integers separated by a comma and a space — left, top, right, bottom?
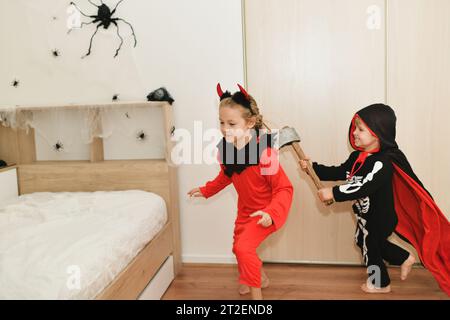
349, 103, 431, 197
348, 103, 398, 152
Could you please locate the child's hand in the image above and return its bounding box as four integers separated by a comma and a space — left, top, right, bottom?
318, 187, 334, 203
187, 187, 205, 198
298, 156, 311, 172
250, 210, 273, 227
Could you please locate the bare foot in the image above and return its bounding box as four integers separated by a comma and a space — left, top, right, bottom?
401, 254, 415, 280
238, 272, 270, 295
261, 275, 270, 288
361, 282, 391, 294
239, 284, 250, 295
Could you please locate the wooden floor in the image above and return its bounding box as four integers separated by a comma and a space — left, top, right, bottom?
163, 263, 449, 300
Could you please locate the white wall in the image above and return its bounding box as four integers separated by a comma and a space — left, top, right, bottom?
0, 0, 245, 263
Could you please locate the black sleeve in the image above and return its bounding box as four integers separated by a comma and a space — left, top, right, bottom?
312, 152, 358, 181
332, 157, 393, 202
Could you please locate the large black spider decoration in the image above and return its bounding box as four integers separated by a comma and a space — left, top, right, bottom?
11, 79, 20, 88
69, 0, 137, 58
53, 140, 64, 152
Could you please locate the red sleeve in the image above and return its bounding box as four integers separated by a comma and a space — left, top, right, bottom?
199, 164, 232, 199
260, 147, 294, 230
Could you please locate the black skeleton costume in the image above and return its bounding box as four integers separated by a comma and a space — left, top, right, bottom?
313, 105, 412, 288
314, 152, 409, 287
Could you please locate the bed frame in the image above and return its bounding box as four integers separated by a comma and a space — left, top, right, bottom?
0, 102, 181, 299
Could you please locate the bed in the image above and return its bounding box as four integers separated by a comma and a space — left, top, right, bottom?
0, 190, 167, 299
0, 102, 181, 300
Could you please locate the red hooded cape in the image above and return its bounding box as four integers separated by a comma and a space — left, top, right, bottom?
392, 164, 450, 295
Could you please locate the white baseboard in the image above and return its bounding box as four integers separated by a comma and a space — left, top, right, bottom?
182, 254, 237, 264
182, 255, 365, 266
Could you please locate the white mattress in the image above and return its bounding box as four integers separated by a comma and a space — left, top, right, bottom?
0, 190, 167, 300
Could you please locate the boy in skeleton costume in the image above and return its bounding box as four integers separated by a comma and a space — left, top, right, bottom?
302, 104, 449, 295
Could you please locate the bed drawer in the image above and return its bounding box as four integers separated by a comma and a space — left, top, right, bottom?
138, 255, 174, 300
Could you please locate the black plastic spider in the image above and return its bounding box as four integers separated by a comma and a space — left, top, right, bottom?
53, 141, 64, 152
11, 79, 19, 88
0, 112, 8, 124
136, 130, 146, 141
69, 0, 137, 58
52, 49, 60, 57
112, 93, 119, 101
146, 87, 174, 105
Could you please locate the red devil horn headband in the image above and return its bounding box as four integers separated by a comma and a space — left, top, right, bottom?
217, 83, 250, 100
237, 84, 249, 99
216, 83, 224, 98
216, 83, 232, 100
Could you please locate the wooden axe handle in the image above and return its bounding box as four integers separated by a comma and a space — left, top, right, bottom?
262, 121, 333, 206
290, 142, 334, 206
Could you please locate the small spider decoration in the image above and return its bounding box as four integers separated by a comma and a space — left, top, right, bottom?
53, 140, 64, 152
11, 79, 20, 88
52, 49, 60, 57
112, 94, 119, 101
125, 112, 130, 119
170, 125, 175, 136
69, 0, 137, 58
0, 112, 8, 124
136, 130, 147, 141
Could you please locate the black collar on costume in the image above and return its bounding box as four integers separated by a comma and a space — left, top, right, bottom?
217, 131, 273, 177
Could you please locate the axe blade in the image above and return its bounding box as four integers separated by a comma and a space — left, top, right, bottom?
277, 126, 301, 149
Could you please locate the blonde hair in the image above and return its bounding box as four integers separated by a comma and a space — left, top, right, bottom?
219, 95, 264, 131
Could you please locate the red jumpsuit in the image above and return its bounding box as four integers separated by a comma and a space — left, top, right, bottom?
199, 146, 293, 288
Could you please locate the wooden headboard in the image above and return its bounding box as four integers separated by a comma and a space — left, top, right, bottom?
18, 160, 170, 203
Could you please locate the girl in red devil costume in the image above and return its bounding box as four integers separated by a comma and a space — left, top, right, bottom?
188, 84, 293, 300
301, 104, 449, 295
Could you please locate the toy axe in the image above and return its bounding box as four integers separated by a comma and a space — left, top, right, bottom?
274, 125, 334, 205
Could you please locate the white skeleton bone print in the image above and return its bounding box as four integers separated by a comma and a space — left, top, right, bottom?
355, 197, 370, 214
339, 161, 384, 194
341, 162, 383, 266
354, 196, 371, 265
355, 214, 369, 265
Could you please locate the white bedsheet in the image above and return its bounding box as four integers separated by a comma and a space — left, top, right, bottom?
0, 190, 167, 300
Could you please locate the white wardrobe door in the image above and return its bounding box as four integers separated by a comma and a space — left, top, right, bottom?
245, 0, 386, 263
